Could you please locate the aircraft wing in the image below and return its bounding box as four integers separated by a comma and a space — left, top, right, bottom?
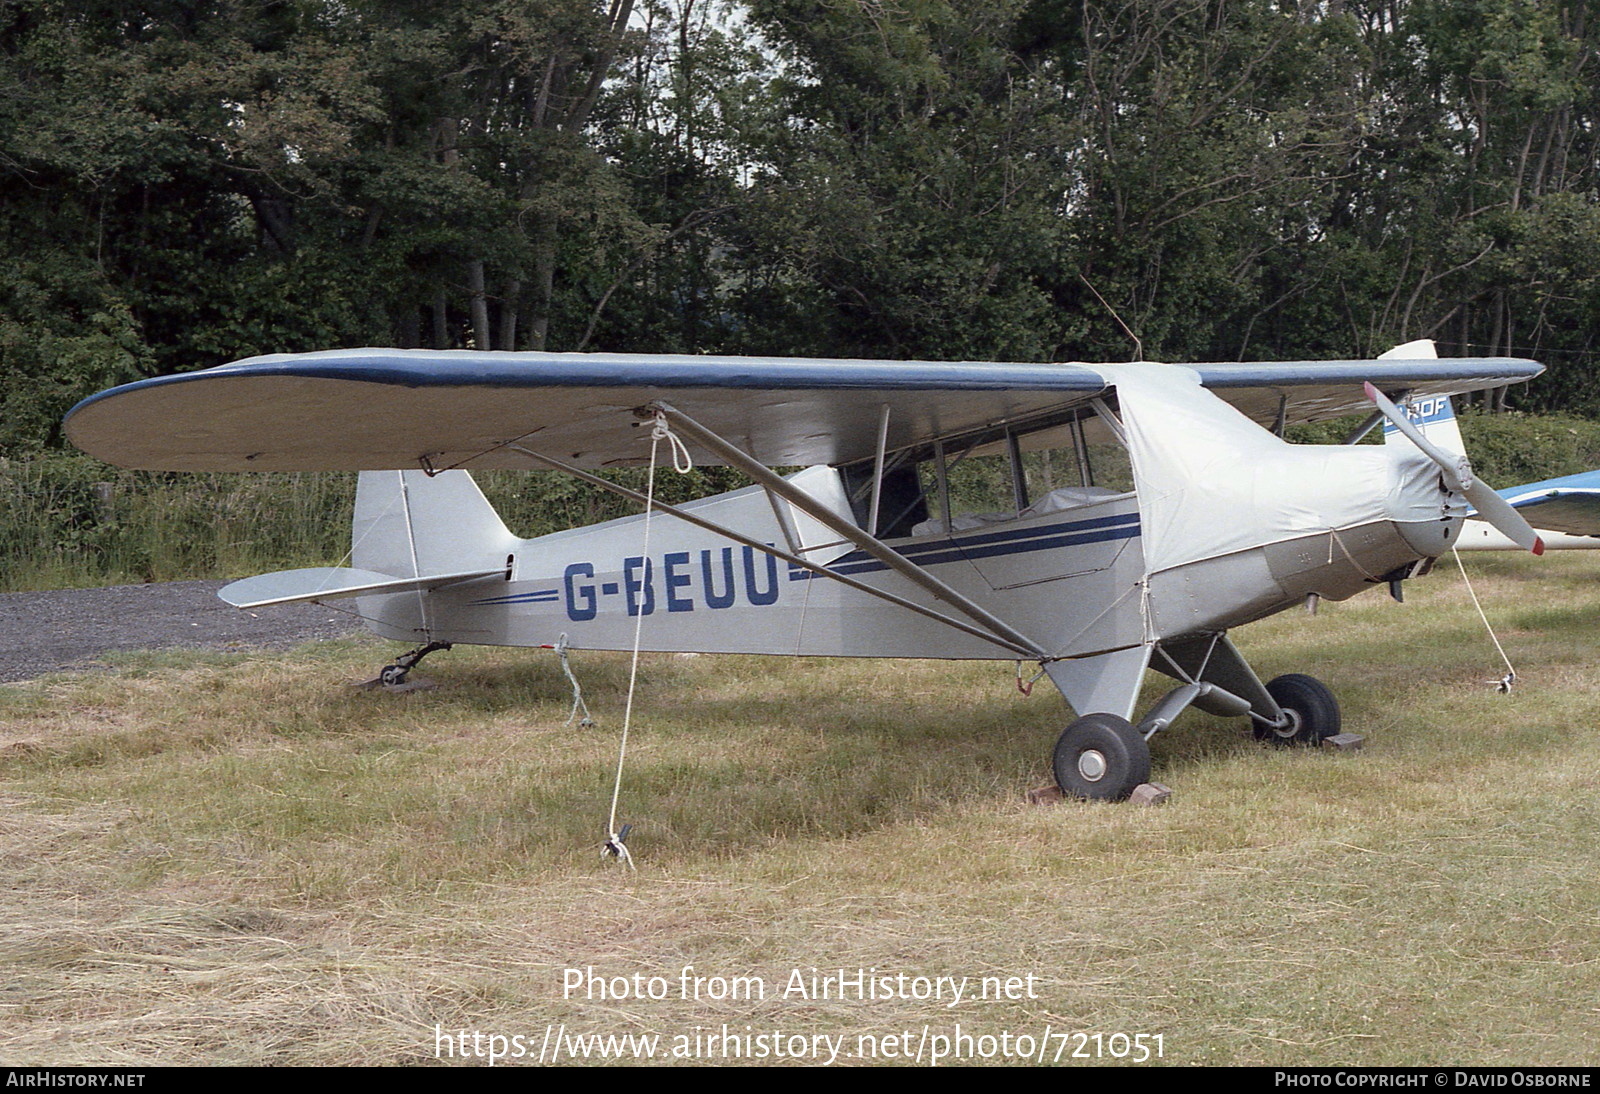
1492, 470, 1600, 536
1188, 358, 1540, 429
63, 348, 1541, 471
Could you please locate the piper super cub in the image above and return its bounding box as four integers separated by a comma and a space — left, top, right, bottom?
64, 338, 1544, 801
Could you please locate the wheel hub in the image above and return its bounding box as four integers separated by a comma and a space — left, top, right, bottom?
1272, 708, 1302, 739
1077, 749, 1108, 782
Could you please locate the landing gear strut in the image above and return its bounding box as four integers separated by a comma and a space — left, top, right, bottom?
1043, 638, 1347, 802
362, 640, 453, 690
1254, 673, 1341, 746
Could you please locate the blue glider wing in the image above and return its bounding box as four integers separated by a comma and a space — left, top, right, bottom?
1496, 470, 1600, 537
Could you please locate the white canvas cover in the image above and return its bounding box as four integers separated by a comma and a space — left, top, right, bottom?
1107, 364, 1440, 575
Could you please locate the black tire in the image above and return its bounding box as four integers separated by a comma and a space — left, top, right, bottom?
1053, 713, 1151, 801
1256, 673, 1341, 747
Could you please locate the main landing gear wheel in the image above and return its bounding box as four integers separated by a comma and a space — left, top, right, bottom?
1255, 673, 1341, 747
1053, 713, 1151, 801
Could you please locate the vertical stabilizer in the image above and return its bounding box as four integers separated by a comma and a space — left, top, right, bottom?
351, 469, 521, 641
353, 470, 520, 579
1377, 340, 1467, 456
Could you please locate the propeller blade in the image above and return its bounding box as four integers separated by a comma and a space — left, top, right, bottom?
1464, 482, 1546, 556
1363, 382, 1545, 556
1363, 382, 1466, 479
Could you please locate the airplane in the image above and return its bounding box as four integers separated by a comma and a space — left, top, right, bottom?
1368, 384, 1600, 551
1458, 468, 1600, 550
62, 339, 1546, 803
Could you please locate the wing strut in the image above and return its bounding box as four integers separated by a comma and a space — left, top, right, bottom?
652, 403, 1052, 660
503, 445, 1040, 658
868, 403, 891, 536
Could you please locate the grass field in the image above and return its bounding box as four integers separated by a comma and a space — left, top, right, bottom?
1, 552, 1597, 1066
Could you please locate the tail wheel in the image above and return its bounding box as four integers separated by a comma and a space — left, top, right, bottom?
1256, 673, 1341, 747
1053, 713, 1151, 801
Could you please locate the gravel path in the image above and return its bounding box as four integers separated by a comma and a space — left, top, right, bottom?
0, 581, 364, 684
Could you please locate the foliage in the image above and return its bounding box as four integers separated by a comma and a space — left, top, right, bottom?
6, 0, 1600, 464
1286, 405, 1600, 485
0, 452, 752, 591
0, 452, 356, 589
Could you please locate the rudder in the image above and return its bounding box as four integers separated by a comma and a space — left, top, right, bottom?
353, 469, 520, 579
351, 471, 521, 640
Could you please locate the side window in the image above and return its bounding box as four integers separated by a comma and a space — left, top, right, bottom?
943, 451, 1019, 525
843, 404, 1137, 539
1020, 447, 1080, 497
1080, 431, 1135, 493
1017, 414, 1134, 498
841, 462, 928, 539
870, 465, 929, 539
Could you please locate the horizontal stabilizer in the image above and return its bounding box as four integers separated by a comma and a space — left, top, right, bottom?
219, 566, 506, 609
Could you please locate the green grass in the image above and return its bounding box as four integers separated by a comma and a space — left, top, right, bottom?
0, 454, 358, 590
1, 553, 1598, 1065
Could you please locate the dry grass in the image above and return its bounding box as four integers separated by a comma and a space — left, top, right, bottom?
2, 553, 1599, 1066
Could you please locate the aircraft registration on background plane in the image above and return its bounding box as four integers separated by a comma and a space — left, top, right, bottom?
64, 339, 1545, 802
1375, 388, 1600, 551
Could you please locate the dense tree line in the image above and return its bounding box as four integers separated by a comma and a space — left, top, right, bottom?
4, 0, 1600, 454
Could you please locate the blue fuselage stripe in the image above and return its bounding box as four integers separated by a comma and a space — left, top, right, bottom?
467, 512, 1141, 606
471, 590, 561, 605
795, 512, 1141, 578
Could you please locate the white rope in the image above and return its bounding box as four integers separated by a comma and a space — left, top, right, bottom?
661, 422, 694, 474
1451, 546, 1518, 693
1329, 528, 1384, 582
603, 412, 691, 867
602, 825, 635, 870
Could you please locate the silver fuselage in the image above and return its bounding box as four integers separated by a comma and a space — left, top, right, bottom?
355, 461, 1460, 661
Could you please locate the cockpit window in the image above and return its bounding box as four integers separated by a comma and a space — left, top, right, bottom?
841, 402, 1134, 538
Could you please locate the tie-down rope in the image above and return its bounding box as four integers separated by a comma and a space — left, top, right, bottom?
603, 412, 693, 869
1451, 546, 1517, 693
